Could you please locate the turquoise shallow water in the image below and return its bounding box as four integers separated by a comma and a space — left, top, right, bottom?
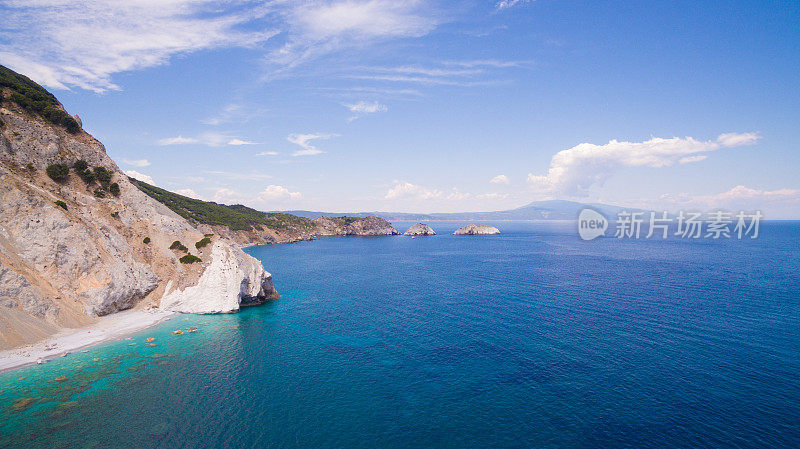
1, 221, 799, 448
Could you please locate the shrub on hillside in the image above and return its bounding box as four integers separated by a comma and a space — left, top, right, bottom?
79, 170, 95, 183
93, 166, 111, 187
195, 237, 212, 249
169, 240, 188, 252
73, 159, 88, 172
143, 237, 151, 244
109, 182, 120, 197
54, 200, 67, 211
179, 254, 202, 264
63, 116, 80, 134
46, 163, 69, 182
94, 189, 105, 198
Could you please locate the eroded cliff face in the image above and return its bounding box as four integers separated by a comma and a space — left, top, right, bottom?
0, 87, 277, 349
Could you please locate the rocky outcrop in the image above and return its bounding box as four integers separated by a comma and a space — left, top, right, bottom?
313, 215, 399, 236
453, 224, 500, 235
160, 242, 278, 313
404, 223, 436, 236
0, 67, 278, 349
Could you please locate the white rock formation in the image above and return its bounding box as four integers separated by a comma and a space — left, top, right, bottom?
404, 223, 436, 236
160, 242, 277, 314
453, 224, 500, 235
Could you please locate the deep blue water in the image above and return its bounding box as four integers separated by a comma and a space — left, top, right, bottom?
1, 221, 799, 448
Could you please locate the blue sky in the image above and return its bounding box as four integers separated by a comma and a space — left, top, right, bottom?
2, 0, 799, 217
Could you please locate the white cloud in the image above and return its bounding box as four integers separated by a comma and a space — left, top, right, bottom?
255, 151, 279, 156
256, 185, 303, 202
211, 188, 245, 204
490, 174, 509, 184
175, 188, 201, 199
158, 133, 256, 147
227, 138, 257, 146
125, 170, 154, 184
382, 181, 514, 212
679, 155, 707, 164
345, 60, 527, 88
157, 135, 198, 146
201, 103, 244, 126
0, 0, 276, 92
122, 158, 151, 167
526, 132, 760, 196
625, 185, 800, 218
496, 0, 534, 10
288, 132, 336, 156
385, 181, 442, 200
267, 1, 438, 77
344, 100, 388, 114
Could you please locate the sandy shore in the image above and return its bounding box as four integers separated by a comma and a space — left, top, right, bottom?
0, 309, 176, 374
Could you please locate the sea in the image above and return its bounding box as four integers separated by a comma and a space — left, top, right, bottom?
1, 221, 799, 448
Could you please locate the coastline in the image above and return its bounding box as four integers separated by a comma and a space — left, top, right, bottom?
0, 309, 176, 374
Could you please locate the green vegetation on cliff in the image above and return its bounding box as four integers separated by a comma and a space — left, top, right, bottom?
0, 64, 80, 133
130, 178, 316, 232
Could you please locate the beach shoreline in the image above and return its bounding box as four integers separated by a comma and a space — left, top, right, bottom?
0, 309, 176, 374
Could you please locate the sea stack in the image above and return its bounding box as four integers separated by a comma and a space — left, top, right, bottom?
453, 224, 500, 235
404, 223, 436, 236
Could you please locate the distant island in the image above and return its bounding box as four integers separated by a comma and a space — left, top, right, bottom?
453, 224, 501, 235
404, 223, 436, 236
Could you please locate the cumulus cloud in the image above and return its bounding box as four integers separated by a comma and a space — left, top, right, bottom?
255, 151, 279, 156
385, 181, 442, 200
661, 185, 800, 208
175, 188, 201, 199
211, 188, 245, 204
256, 185, 303, 202
627, 185, 800, 219
288, 132, 336, 156
527, 132, 760, 196
122, 158, 151, 167
490, 174, 509, 184
0, 0, 276, 92
125, 170, 154, 184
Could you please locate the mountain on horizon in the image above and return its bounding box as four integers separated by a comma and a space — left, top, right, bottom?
279, 200, 643, 221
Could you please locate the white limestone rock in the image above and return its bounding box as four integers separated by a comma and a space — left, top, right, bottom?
404, 223, 436, 236
160, 242, 278, 314
453, 224, 500, 235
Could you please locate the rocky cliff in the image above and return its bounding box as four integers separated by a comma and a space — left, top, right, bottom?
313, 215, 399, 236
0, 66, 277, 350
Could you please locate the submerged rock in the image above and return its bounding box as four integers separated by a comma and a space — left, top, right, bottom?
404, 223, 436, 236
453, 224, 500, 235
